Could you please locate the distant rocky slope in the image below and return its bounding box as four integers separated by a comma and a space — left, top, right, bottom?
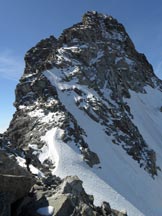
3, 11, 162, 216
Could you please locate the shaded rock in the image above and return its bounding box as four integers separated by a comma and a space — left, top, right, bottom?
0, 192, 11, 216
0, 174, 34, 204
0, 151, 34, 203
101, 201, 112, 215
80, 204, 95, 216
48, 194, 74, 216
81, 147, 100, 167
112, 209, 128, 216
118, 211, 127, 216
59, 175, 83, 195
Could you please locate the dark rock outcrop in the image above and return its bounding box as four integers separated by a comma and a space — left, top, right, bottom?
81, 147, 100, 167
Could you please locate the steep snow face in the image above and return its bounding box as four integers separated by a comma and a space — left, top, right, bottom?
125, 86, 162, 159
42, 68, 162, 216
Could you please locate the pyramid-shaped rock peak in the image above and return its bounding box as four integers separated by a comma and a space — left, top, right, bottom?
9, 11, 162, 177
5, 11, 162, 216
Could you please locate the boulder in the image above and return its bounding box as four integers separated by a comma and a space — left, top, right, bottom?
81, 147, 100, 167
58, 176, 93, 205
0, 150, 34, 204
80, 204, 94, 216
59, 175, 83, 196
0, 174, 34, 203
48, 194, 74, 216
101, 201, 112, 215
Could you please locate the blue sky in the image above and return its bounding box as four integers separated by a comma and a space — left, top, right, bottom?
1, 0, 162, 132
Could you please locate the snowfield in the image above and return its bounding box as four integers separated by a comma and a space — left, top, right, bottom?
38, 68, 162, 216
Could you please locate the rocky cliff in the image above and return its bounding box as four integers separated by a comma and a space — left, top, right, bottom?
3, 11, 162, 216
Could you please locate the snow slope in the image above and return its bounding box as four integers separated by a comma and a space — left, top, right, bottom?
37, 68, 162, 216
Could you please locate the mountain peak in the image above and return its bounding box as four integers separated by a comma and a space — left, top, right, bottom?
59, 10, 127, 45
82, 10, 123, 30
5, 12, 162, 216
11, 12, 160, 178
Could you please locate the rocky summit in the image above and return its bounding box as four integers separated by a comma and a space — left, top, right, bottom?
2, 11, 162, 216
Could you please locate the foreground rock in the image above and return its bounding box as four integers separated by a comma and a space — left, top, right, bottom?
17, 175, 127, 216
0, 135, 34, 216
0, 149, 34, 216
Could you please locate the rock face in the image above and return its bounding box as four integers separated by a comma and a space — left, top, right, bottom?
4, 11, 162, 215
